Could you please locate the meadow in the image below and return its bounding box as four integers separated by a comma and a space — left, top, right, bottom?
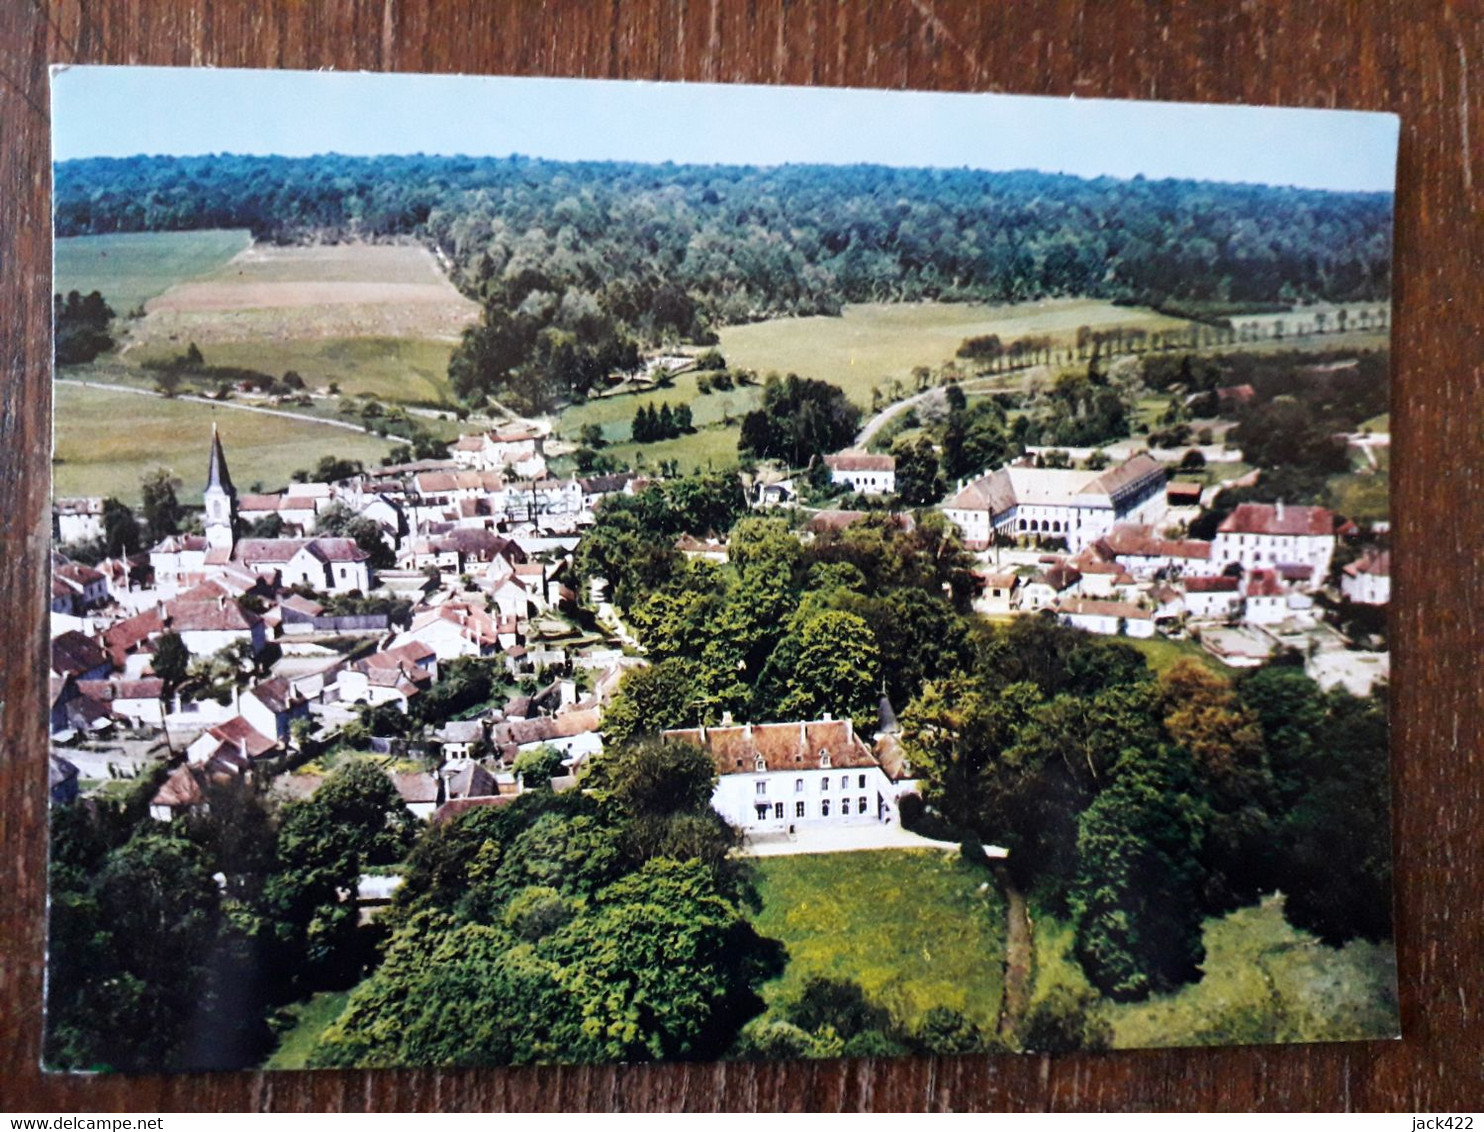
747, 849, 1006, 1032
127, 336, 459, 406
54, 229, 252, 313
718, 299, 1189, 409
52, 382, 397, 504
1027, 893, 1398, 1049
59, 235, 477, 407
554, 298, 1189, 471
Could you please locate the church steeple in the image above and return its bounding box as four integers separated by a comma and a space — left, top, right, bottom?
207, 421, 234, 495
203, 422, 237, 552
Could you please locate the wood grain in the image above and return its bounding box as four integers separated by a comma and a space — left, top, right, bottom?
3, 0, 1480, 1112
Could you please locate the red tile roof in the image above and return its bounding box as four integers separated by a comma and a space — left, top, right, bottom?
1185, 576, 1240, 593
1344, 550, 1391, 578
1059, 598, 1151, 621
1218, 503, 1334, 538
51, 631, 108, 677
826, 451, 895, 472
166, 598, 260, 633
664, 719, 879, 775
1244, 569, 1286, 598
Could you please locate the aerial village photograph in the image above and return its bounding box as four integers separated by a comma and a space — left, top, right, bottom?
44, 68, 1398, 1073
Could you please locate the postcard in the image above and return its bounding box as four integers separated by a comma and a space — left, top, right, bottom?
45, 66, 1398, 1072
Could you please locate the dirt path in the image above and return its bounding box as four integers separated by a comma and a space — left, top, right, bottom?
996, 868, 1033, 1044
56, 378, 397, 438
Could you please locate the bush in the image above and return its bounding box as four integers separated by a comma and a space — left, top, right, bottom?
1020, 987, 1113, 1053
898, 792, 966, 842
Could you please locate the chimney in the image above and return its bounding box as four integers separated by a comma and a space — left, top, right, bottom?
1276, 499, 1285, 521
743, 722, 753, 742
845, 717, 854, 745
720, 710, 734, 727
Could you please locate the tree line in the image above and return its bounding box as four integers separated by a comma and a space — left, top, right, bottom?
57, 154, 1393, 414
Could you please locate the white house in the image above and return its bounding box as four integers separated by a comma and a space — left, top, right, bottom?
825, 450, 897, 495
1242, 569, 1290, 625
1213, 502, 1336, 587
1056, 598, 1155, 639
235, 537, 372, 594
165, 597, 267, 657
972, 571, 1020, 616
1341, 549, 1391, 605
450, 426, 548, 479
663, 718, 899, 839
1183, 575, 1242, 620
149, 534, 211, 593
942, 455, 1167, 553
392, 604, 508, 661
54, 497, 106, 545
1095, 525, 1217, 580
53, 560, 110, 612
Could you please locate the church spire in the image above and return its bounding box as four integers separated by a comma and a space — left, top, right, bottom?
203, 423, 237, 553
207, 421, 235, 496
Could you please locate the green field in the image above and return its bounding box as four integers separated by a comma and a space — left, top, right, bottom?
554, 299, 1188, 471
719, 299, 1189, 410
54, 229, 252, 314
1124, 635, 1227, 675
264, 991, 352, 1071
53, 382, 397, 504
128, 335, 458, 405
1028, 893, 1398, 1049
552, 369, 762, 473
748, 849, 1006, 1031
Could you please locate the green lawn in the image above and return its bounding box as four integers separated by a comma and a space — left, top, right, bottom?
748, 848, 1006, 1031
719, 299, 1188, 410
1124, 635, 1226, 676
55, 229, 253, 314
52, 382, 398, 504
127, 336, 459, 406
1027, 893, 1399, 1049
265, 991, 352, 1070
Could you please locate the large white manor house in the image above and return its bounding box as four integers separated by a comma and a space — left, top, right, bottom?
942, 454, 1168, 552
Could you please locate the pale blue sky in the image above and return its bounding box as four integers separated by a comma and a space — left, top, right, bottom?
51, 65, 1398, 193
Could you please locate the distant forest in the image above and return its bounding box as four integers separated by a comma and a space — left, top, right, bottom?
54, 154, 1394, 412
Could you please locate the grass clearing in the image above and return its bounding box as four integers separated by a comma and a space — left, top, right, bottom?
748, 849, 1006, 1031
1125, 635, 1227, 676
53, 382, 397, 503
1027, 893, 1398, 1049
719, 299, 1188, 409
128, 336, 458, 405
552, 369, 760, 472
265, 990, 351, 1070
54, 229, 252, 313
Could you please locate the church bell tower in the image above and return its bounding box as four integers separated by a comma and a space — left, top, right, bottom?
203, 422, 237, 552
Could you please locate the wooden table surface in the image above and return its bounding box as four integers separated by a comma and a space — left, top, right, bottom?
3, 0, 1480, 1112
